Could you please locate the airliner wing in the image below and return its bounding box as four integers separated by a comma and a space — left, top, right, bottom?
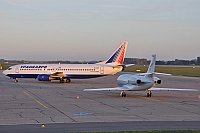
84, 85, 133, 91
149, 87, 199, 91
51, 72, 64, 78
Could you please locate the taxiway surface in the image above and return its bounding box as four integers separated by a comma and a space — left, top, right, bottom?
0, 70, 199, 132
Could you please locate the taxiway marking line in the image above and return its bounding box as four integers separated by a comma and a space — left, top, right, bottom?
23, 91, 48, 109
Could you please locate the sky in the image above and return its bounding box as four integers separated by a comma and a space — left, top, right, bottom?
0, 0, 200, 61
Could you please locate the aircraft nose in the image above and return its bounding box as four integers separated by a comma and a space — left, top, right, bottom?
3, 70, 7, 75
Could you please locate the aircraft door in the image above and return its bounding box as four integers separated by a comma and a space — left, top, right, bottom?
100, 66, 104, 74
15, 66, 19, 73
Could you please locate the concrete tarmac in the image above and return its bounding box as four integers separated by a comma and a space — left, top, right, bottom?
0, 70, 200, 132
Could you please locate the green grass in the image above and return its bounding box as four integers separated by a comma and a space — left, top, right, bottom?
0, 63, 16, 70
125, 65, 200, 77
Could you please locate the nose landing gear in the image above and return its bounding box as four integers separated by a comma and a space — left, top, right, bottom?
147, 90, 152, 97
14, 78, 18, 83
120, 90, 126, 97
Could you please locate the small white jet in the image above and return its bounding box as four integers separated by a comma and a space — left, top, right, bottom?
3, 41, 132, 83
84, 54, 199, 97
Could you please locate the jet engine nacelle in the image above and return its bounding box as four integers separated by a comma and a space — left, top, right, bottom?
128, 78, 142, 85
37, 74, 51, 81
117, 74, 142, 85
154, 77, 161, 84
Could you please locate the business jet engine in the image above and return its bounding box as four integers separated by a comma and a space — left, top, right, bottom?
37, 74, 52, 81
154, 77, 161, 84
117, 74, 142, 85
128, 77, 142, 85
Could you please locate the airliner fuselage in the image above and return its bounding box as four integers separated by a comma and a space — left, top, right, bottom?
3, 64, 122, 80
3, 41, 129, 83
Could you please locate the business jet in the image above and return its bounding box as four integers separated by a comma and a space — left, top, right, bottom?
3, 41, 131, 83
84, 54, 198, 97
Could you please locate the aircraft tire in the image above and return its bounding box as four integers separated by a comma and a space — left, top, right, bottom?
14, 78, 18, 83
66, 79, 71, 83
121, 92, 126, 97
60, 79, 64, 83
147, 92, 152, 97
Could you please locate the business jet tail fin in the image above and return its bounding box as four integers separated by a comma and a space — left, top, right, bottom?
144, 54, 156, 78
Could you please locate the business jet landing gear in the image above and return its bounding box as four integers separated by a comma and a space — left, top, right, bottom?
147, 90, 152, 97
66, 78, 71, 83
120, 90, 126, 97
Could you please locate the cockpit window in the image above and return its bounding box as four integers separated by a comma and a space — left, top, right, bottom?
8, 68, 12, 70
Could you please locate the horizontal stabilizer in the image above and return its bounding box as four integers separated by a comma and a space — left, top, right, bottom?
124, 64, 135, 68
154, 72, 172, 76
149, 87, 199, 91
112, 64, 135, 69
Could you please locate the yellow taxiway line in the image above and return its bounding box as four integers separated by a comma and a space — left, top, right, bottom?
23, 91, 48, 109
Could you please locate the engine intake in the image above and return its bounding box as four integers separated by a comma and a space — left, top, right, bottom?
137, 79, 141, 84
155, 79, 161, 84
157, 79, 161, 84
128, 79, 142, 85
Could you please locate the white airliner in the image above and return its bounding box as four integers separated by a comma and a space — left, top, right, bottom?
84, 54, 199, 97
3, 41, 131, 83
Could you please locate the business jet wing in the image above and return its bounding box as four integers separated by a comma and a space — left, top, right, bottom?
149, 87, 199, 91
137, 72, 171, 76
84, 85, 133, 91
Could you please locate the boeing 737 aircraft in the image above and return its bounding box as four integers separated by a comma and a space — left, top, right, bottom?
3, 41, 131, 83
84, 54, 198, 97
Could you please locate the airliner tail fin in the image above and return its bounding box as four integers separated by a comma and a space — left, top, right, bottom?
97, 41, 128, 65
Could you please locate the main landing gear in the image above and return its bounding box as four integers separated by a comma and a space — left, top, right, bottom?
120, 90, 126, 97
59, 78, 71, 83
66, 78, 71, 83
60, 79, 65, 83
147, 90, 152, 97
119, 90, 153, 97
